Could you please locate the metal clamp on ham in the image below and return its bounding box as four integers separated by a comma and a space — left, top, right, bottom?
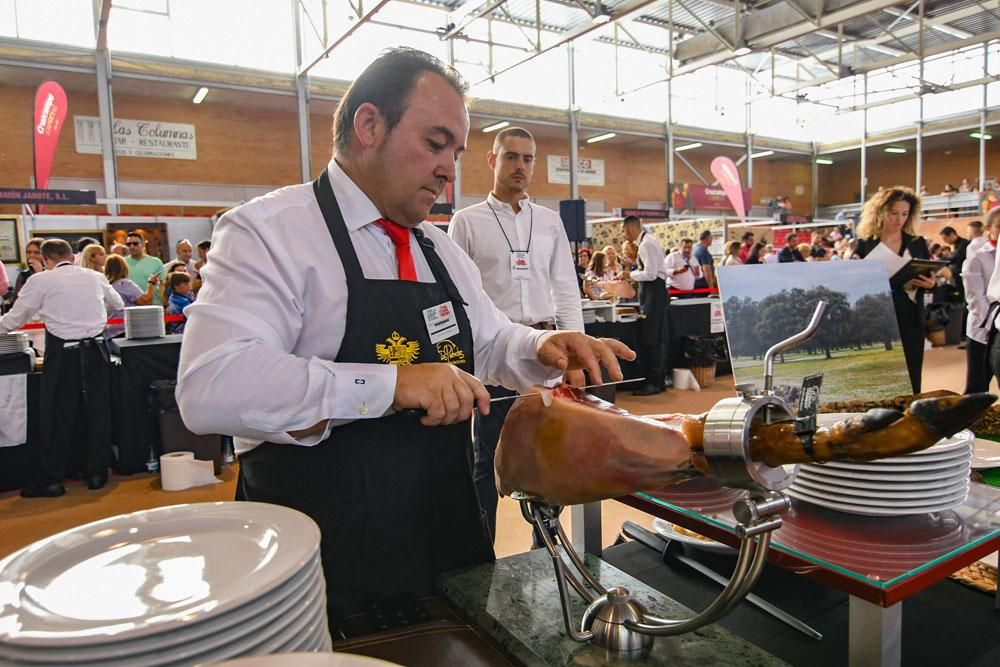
494, 299, 997, 656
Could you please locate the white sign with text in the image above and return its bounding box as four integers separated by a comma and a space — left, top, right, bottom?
547, 155, 605, 187
74, 116, 197, 160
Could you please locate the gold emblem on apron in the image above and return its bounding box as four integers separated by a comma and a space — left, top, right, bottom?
375, 331, 420, 365
435, 340, 466, 365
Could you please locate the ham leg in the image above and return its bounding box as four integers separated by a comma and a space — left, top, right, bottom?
495, 385, 996, 506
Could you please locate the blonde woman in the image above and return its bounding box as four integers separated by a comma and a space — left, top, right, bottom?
854, 186, 935, 393
721, 241, 743, 266
104, 254, 156, 337
79, 244, 107, 273
601, 245, 621, 276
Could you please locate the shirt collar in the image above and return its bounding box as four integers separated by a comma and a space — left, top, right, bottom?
327, 158, 387, 233
487, 192, 529, 214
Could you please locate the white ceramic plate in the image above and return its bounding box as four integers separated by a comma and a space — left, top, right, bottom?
795, 468, 970, 492
0, 559, 323, 664
791, 475, 968, 501
799, 460, 971, 483
651, 518, 737, 554
207, 653, 402, 666
786, 484, 969, 517
0, 502, 320, 647
814, 450, 972, 473
789, 481, 969, 508
972, 438, 1000, 469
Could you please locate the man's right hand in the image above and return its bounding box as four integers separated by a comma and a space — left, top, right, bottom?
394, 363, 491, 426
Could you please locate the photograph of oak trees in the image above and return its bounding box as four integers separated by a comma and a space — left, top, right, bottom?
717, 262, 912, 404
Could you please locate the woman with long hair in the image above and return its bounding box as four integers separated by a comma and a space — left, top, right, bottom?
721, 241, 743, 266
854, 186, 935, 392
79, 244, 107, 273
745, 241, 766, 265
104, 254, 157, 338
12, 237, 45, 303
602, 245, 621, 276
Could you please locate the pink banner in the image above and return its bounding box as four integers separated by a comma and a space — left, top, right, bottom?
709, 156, 746, 220
671, 183, 752, 212
33, 81, 68, 192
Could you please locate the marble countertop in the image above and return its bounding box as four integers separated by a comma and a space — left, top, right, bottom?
438, 547, 787, 666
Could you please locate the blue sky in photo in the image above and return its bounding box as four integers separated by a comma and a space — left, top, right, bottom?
716, 261, 892, 305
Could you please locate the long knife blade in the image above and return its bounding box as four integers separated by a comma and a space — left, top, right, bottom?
489, 378, 645, 403
621, 521, 823, 641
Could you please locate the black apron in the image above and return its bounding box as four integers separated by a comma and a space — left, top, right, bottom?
636, 232, 668, 347
237, 171, 493, 627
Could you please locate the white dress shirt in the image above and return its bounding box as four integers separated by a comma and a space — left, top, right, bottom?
971, 242, 998, 341
177, 160, 559, 454
966, 235, 988, 260
0, 263, 122, 339
664, 251, 700, 291
629, 230, 667, 282
449, 194, 584, 331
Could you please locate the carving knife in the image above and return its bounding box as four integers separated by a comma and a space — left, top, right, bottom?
488, 377, 646, 403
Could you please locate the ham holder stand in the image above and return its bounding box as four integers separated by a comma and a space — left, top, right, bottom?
515, 301, 830, 656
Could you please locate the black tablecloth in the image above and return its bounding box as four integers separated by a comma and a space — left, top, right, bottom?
0, 372, 40, 493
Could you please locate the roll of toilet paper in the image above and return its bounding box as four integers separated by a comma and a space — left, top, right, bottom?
672, 368, 701, 392
160, 451, 221, 491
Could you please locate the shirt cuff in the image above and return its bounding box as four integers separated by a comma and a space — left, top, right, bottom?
328, 362, 397, 420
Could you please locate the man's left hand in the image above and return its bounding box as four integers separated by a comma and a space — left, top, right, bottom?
537, 332, 635, 384
563, 369, 586, 387
617, 270, 631, 281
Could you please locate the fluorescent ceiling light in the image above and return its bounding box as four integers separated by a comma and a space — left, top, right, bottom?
482, 120, 510, 133
751, 150, 774, 158
592, 4, 612, 24
586, 132, 616, 143
971, 132, 992, 140
192, 86, 209, 104
674, 142, 702, 152
884, 146, 907, 153
815, 158, 834, 165
733, 47, 751, 57
866, 44, 905, 57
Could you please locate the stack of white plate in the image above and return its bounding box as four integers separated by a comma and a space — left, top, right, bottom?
0, 332, 29, 355
124, 306, 166, 339
787, 414, 974, 517
0, 502, 331, 666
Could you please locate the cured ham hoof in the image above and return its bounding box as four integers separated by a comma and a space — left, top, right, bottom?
908, 392, 997, 438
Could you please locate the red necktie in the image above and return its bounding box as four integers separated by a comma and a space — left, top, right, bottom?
375, 218, 417, 281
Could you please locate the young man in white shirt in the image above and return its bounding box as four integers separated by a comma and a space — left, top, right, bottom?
664, 238, 702, 295
176, 49, 632, 630
448, 126, 585, 541
619, 215, 669, 395
0, 239, 123, 497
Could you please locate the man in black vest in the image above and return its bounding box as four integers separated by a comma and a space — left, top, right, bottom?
0, 239, 123, 496
176, 48, 634, 633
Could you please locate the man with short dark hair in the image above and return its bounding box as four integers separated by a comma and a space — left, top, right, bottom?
664, 238, 701, 294
620, 215, 668, 395
125, 231, 166, 305
778, 232, 804, 262
0, 239, 123, 497
693, 229, 715, 289
176, 48, 632, 628
449, 125, 584, 541
941, 225, 970, 345
966, 220, 986, 258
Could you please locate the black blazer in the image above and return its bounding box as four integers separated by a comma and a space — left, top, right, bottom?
855, 233, 930, 292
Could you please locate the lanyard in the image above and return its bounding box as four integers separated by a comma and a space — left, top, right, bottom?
487, 199, 533, 253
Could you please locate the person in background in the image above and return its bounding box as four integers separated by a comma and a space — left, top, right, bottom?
941, 225, 970, 348
583, 251, 610, 300
176, 49, 632, 626
809, 232, 828, 259
13, 237, 45, 303
448, 125, 586, 545
174, 239, 196, 274
855, 186, 934, 393
0, 257, 9, 299
195, 240, 211, 273
693, 229, 715, 290
104, 254, 155, 338
745, 241, 766, 265
941, 184, 958, 196
963, 208, 999, 393
919, 185, 929, 197
797, 243, 814, 261
966, 220, 986, 258
721, 240, 742, 266
166, 272, 195, 334
737, 231, 755, 263
929, 242, 942, 260
619, 215, 668, 396
79, 245, 107, 273
110, 243, 128, 257
74, 237, 99, 265
763, 243, 779, 264
602, 245, 621, 276
778, 232, 804, 262
125, 231, 166, 305
621, 240, 639, 271
960, 178, 973, 193
664, 238, 701, 294
0, 239, 123, 497
575, 246, 592, 295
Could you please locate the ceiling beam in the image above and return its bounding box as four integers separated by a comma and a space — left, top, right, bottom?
440, 0, 509, 39
298, 0, 391, 75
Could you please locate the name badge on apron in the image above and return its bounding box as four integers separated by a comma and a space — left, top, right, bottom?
510, 251, 530, 280
423, 301, 461, 344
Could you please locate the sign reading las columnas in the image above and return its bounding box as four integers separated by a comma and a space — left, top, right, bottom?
74, 116, 197, 160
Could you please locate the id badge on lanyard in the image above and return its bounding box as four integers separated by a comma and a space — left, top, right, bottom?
510, 251, 530, 280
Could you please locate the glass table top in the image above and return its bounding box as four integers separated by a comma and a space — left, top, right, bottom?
622, 477, 1000, 604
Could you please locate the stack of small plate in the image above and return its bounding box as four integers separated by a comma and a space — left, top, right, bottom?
0, 502, 331, 666
645, 476, 747, 516
0, 332, 29, 355
787, 414, 973, 517
124, 306, 166, 339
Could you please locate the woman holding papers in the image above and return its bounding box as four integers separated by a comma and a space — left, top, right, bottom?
855, 186, 936, 393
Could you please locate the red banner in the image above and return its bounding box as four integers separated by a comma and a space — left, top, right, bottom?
710, 156, 746, 220
33, 81, 68, 192
671, 182, 752, 213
